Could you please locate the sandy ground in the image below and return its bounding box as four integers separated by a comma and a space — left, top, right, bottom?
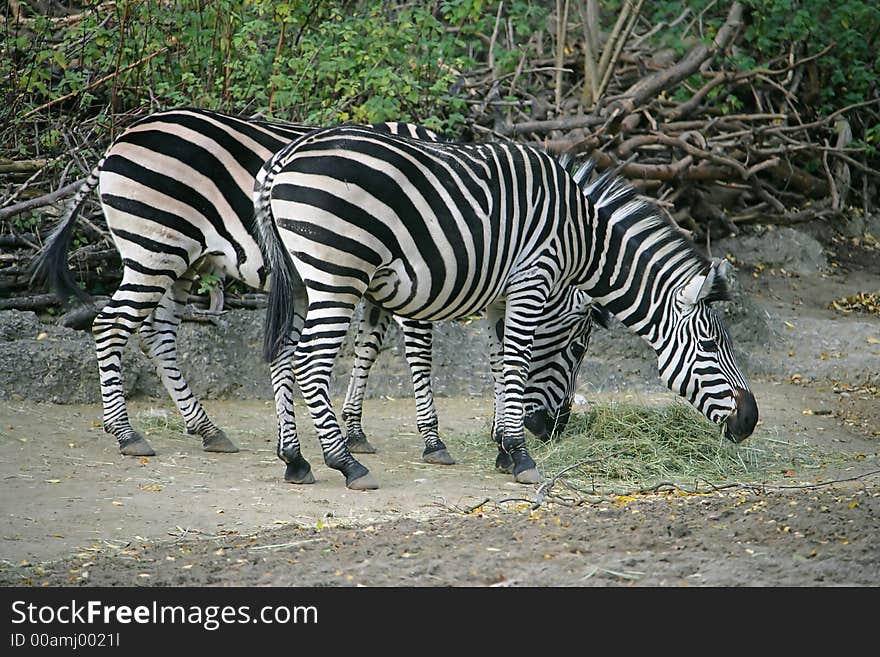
0, 378, 878, 587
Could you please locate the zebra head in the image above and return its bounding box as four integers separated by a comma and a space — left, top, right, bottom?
522, 287, 598, 441
657, 259, 758, 443
568, 157, 757, 443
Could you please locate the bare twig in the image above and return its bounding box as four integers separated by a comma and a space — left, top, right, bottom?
553, 0, 571, 113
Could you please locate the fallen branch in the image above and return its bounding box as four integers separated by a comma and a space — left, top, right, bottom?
601, 2, 744, 122
0, 293, 58, 311
0, 159, 48, 174
0, 178, 86, 221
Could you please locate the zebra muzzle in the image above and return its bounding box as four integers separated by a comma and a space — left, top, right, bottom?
524, 404, 572, 442
724, 387, 759, 443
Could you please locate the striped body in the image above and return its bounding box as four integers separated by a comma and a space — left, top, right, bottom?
30, 108, 590, 459
255, 126, 757, 488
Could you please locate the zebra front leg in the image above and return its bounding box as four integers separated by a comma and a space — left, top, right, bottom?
138, 276, 238, 453
270, 333, 314, 484
498, 283, 549, 484
341, 301, 392, 454
487, 301, 513, 474
293, 295, 377, 490
400, 318, 455, 465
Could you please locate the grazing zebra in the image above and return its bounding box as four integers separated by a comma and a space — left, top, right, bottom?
255, 126, 758, 490
29, 107, 590, 462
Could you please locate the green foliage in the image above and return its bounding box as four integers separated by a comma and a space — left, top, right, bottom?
2, 0, 550, 157
196, 271, 223, 296
633, 0, 879, 117
739, 0, 880, 113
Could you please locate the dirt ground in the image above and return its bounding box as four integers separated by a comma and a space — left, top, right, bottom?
1, 240, 879, 587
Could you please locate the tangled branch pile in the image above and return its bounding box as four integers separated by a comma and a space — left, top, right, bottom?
1, 1, 879, 309
460, 1, 879, 238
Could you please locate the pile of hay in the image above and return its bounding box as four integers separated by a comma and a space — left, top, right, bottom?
451, 398, 824, 493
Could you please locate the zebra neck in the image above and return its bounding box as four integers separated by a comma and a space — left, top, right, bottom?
586, 256, 705, 351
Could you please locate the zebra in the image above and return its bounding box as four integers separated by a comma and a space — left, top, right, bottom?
254, 125, 758, 490
28, 107, 591, 463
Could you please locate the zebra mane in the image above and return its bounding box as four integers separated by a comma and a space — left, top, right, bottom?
568, 156, 727, 299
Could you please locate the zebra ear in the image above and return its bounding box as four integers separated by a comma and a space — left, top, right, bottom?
679, 260, 732, 307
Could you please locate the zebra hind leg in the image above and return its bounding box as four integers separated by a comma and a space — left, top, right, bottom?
340, 301, 392, 454
400, 319, 455, 465
293, 294, 377, 490
93, 272, 184, 456
138, 274, 239, 453
270, 326, 315, 485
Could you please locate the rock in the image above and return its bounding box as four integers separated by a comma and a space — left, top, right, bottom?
864, 213, 880, 240
714, 226, 828, 275
0, 310, 43, 341
834, 213, 865, 239
0, 307, 497, 404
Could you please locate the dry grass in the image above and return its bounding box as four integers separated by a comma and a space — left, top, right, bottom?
134, 407, 187, 436
449, 397, 830, 493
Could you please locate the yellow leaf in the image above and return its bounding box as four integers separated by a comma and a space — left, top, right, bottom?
36, 332, 48, 340
802, 409, 814, 415
784, 321, 795, 330
867, 337, 880, 344
111, 501, 124, 506
848, 501, 859, 509
45, 479, 61, 484
614, 494, 637, 507
141, 484, 162, 492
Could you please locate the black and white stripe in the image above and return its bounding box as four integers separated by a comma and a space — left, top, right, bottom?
30, 107, 590, 462
255, 126, 757, 489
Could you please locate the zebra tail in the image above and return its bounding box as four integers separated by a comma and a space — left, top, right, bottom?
253, 151, 304, 364
28, 164, 102, 304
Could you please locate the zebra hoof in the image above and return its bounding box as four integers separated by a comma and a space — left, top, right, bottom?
347, 472, 379, 490
422, 447, 455, 465
495, 451, 514, 474
347, 435, 377, 454
202, 432, 240, 453
514, 468, 543, 485
119, 434, 155, 457
284, 456, 316, 485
